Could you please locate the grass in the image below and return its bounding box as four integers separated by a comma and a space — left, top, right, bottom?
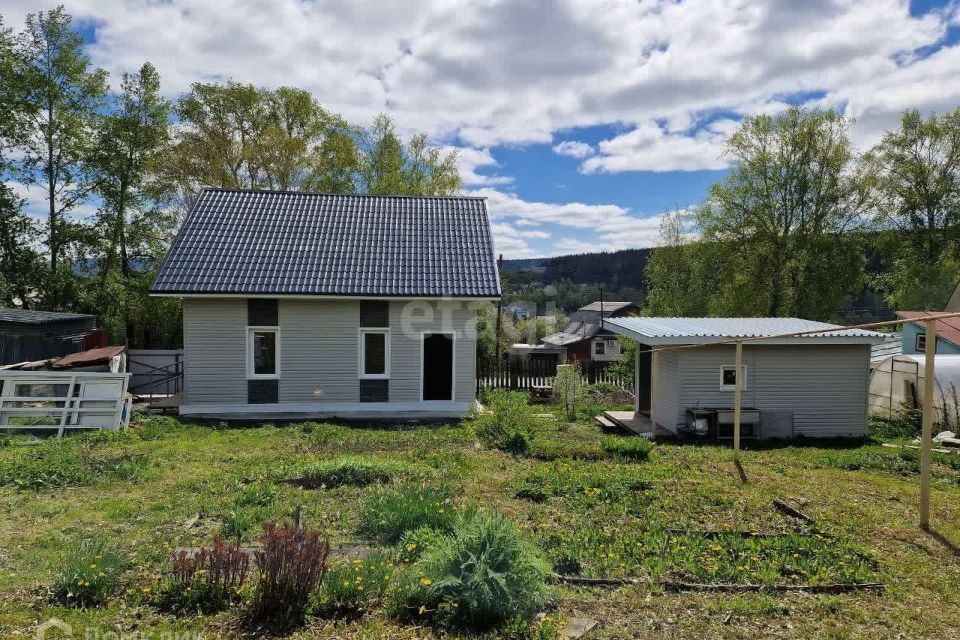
0, 413, 958, 638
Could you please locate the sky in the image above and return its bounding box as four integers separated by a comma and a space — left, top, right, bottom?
5, 0, 960, 259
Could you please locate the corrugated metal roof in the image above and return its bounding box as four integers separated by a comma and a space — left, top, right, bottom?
605, 316, 886, 344
871, 333, 903, 362
150, 188, 501, 298
577, 301, 636, 313
0, 308, 95, 325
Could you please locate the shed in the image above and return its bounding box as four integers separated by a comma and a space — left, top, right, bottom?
869, 354, 960, 428
0, 309, 98, 366
603, 317, 886, 439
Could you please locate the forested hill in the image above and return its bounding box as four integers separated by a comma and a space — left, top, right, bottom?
502, 245, 896, 322
502, 249, 652, 286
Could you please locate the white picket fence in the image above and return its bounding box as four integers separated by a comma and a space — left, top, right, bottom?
0, 370, 131, 437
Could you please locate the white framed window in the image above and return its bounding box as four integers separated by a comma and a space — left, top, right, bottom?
359, 328, 390, 379
247, 327, 280, 379
720, 364, 748, 391
594, 340, 606, 355
915, 333, 927, 351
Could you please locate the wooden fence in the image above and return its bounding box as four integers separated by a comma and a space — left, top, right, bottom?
477, 359, 632, 392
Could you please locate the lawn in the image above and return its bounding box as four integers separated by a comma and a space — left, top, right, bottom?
1, 401, 959, 639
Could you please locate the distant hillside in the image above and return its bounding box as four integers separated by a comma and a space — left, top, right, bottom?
502, 248, 651, 288
501, 244, 895, 322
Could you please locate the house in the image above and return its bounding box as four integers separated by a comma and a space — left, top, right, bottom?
895, 311, 960, 355
0, 308, 100, 365
539, 301, 637, 365
602, 317, 885, 439
149, 188, 500, 419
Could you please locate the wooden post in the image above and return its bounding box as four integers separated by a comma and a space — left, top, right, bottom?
734, 341, 743, 461
650, 350, 659, 431
920, 319, 937, 530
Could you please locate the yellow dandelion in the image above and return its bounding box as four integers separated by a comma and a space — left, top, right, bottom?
420, 578, 433, 586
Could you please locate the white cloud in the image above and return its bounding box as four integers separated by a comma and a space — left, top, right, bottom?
552, 141, 595, 159
582, 119, 738, 173
441, 146, 513, 187
474, 187, 667, 255
3, 0, 951, 157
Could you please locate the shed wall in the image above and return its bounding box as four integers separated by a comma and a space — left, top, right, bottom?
654, 344, 870, 437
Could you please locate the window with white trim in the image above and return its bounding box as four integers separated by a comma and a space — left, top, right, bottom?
247, 327, 280, 379
720, 364, 747, 390
915, 333, 927, 351
594, 340, 606, 355
359, 329, 390, 379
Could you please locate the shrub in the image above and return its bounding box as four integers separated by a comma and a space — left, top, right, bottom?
283, 456, 404, 488
358, 483, 457, 544
49, 538, 127, 607
248, 522, 330, 628
391, 511, 550, 630
553, 363, 584, 421
866, 415, 921, 441
474, 390, 534, 455
154, 539, 250, 614
601, 436, 654, 461
310, 553, 395, 619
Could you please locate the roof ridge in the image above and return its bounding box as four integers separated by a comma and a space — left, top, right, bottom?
198, 187, 487, 200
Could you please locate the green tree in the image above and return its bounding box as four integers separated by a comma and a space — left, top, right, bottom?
14, 6, 108, 294
696, 108, 866, 319
864, 108, 960, 309
89, 62, 175, 343
359, 114, 461, 195
643, 211, 717, 316
0, 184, 44, 307
164, 82, 360, 203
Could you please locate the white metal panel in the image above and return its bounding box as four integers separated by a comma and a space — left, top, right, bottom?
0, 370, 129, 435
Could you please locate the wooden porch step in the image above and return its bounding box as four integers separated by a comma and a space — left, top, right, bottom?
595, 415, 618, 431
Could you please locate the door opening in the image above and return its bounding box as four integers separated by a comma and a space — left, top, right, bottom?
422, 333, 454, 401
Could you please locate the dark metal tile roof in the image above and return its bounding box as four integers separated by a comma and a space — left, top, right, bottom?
150, 189, 501, 298
0, 308, 95, 325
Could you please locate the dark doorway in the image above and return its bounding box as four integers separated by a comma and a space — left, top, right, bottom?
636, 345, 651, 413
423, 333, 454, 401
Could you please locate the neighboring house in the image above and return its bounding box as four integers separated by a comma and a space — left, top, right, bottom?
540, 301, 637, 365
895, 311, 960, 355
0, 309, 99, 366
604, 317, 885, 439
149, 188, 500, 419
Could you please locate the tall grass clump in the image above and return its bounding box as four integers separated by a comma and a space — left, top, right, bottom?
474, 390, 534, 455
358, 483, 457, 544
390, 511, 550, 630
247, 522, 330, 629
283, 456, 408, 488
153, 539, 250, 614
601, 436, 654, 461
49, 537, 127, 607
0, 440, 146, 490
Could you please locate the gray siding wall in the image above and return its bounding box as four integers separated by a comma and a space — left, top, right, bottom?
657, 344, 870, 437
653, 349, 681, 428
183, 298, 247, 404
182, 298, 478, 407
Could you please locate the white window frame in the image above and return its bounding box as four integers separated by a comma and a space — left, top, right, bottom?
419, 331, 456, 402
247, 326, 280, 380
358, 328, 391, 380
915, 333, 927, 351
720, 364, 748, 391
594, 340, 606, 355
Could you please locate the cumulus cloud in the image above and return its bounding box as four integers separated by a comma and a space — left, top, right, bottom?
442, 146, 513, 187
582, 119, 739, 173
4, 0, 950, 151
552, 140, 595, 159
474, 187, 666, 255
